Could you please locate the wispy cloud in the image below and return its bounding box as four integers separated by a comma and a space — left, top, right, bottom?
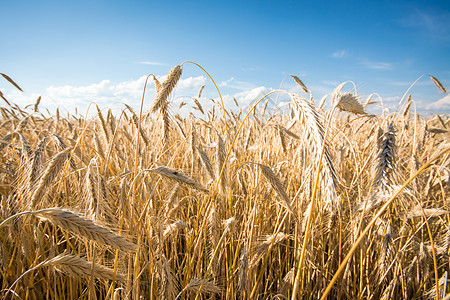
398, 9, 450, 41
427, 94, 450, 111
388, 80, 432, 87
387, 81, 412, 87
321, 80, 339, 87
219, 77, 256, 91
138, 61, 166, 66
332, 50, 347, 58
240, 65, 264, 72
360, 58, 394, 70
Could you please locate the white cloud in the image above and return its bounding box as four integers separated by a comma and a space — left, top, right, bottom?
398, 9, 450, 41
219, 77, 235, 87
388, 81, 413, 87
321, 80, 339, 86
427, 94, 450, 111
219, 77, 256, 91
176, 76, 206, 92
233, 86, 272, 106
360, 59, 394, 70
241, 65, 264, 72
1, 75, 207, 116
388, 80, 433, 87
332, 50, 347, 58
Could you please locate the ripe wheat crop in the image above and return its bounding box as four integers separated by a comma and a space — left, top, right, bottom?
0, 65, 449, 299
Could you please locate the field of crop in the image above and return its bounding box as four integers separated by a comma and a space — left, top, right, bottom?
0, 65, 449, 299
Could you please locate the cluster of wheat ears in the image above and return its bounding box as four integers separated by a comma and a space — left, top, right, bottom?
0, 64, 448, 299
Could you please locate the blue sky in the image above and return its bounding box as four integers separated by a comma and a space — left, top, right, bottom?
1, 0, 449, 115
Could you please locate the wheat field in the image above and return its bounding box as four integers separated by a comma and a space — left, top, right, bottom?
0, 66, 449, 299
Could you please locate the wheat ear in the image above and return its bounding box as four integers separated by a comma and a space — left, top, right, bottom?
30, 147, 74, 209
290, 75, 309, 93
290, 93, 339, 213
429, 75, 447, 93
150, 166, 209, 193
374, 123, 397, 190
336, 92, 366, 115
33, 207, 137, 252
151, 65, 183, 113
6, 253, 125, 296
197, 146, 216, 180
46, 253, 126, 281
176, 278, 221, 299
96, 104, 110, 143
157, 255, 178, 299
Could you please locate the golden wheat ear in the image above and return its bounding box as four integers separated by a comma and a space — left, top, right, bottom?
150, 64, 183, 113
429, 75, 447, 93
1, 73, 23, 91
290, 75, 309, 94
150, 166, 209, 194
336, 92, 367, 115
33, 208, 137, 252
42, 254, 126, 281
